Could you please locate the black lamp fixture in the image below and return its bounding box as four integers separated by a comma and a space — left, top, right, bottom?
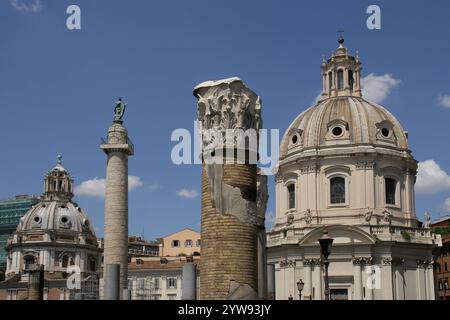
318, 229, 334, 300
296, 279, 305, 300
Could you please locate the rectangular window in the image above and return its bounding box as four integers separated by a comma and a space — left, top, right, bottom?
385, 178, 396, 205
287, 184, 295, 209
445, 262, 448, 272
196, 239, 201, 247
330, 177, 346, 204
167, 277, 177, 289
154, 278, 160, 290
138, 278, 146, 289
185, 239, 192, 247
172, 240, 180, 247
337, 70, 344, 90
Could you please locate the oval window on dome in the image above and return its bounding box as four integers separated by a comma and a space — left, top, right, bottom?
33, 216, 41, 223
292, 135, 298, 145
381, 128, 390, 138
331, 126, 343, 137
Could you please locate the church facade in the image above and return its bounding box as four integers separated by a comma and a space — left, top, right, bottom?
267, 39, 440, 300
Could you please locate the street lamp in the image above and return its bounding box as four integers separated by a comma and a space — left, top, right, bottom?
296, 279, 304, 300
318, 229, 334, 300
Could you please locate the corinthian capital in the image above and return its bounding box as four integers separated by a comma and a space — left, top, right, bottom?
194, 77, 262, 155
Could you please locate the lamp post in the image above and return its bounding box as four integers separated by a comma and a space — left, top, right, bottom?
296, 279, 304, 300
318, 229, 334, 301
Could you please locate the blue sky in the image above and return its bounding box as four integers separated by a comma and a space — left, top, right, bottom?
1, 0, 449, 239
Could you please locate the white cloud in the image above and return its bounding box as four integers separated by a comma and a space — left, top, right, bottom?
416, 160, 450, 194
444, 198, 450, 212
438, 95, 450, 108
361, 73, 400, 103
74, 175, 143, 198
176, 189, 198, 199
128, 176, 144, 190
10, 0, 42, 12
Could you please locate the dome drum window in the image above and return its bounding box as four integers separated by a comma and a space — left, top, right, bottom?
31, 215, 42, 228
288, 128, 303, 148
330, 177, 346, 204
376, 120, 396, 143
59, 215, 72, 229
326, 119, 349, 140
287, 183, 296, 210
384, 177, 399, 206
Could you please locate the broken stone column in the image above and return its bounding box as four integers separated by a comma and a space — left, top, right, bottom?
101, 98, 134, 295
27, 264, 44, 300
193, 77, 262, 300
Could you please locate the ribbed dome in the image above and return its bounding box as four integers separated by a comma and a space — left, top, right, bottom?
16, 200, 95, 236
279, 96, 410, 160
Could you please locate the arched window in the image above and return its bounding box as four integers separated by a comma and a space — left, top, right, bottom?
287, 184, 295, 209
24, 255, 35, 270
328, 71, 333, 92
348, 70, 354, 90
337, 70, 344, 90
330, 177, 345, 204
385, 178, 396, 205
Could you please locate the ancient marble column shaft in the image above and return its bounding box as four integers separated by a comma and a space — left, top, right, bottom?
194, 77, 263, 300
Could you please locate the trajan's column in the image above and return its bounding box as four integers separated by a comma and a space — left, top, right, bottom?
101, 98, 134, 294
194, 77, 265, 299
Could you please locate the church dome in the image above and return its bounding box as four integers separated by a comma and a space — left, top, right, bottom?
16, 200, 95, 235
279, 96, 410, 160
15, 155, 95, 237
280, 38, 411, 162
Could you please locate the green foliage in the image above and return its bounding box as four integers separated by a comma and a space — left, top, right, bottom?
401, 230, 411, 241
433, 226, 450, 236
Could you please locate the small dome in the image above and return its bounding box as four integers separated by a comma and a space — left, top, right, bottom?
16, 201, 96, 236
280, 96, 410, 160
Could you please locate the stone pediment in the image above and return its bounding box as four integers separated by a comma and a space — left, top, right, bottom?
299, 225, 376, 246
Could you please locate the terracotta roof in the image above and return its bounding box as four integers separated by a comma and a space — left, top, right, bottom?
128, 258, 199, 270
